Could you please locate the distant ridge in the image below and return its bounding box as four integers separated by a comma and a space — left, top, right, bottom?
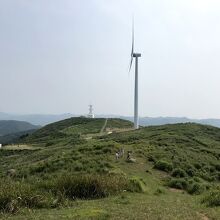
1, 112, 220, 128
0, 120, 40, 136
0, 129, 37, 145
98, 115, 220, 128
136, 116, 220, 128
0, 120, 40, 144
0, 112, 74, 126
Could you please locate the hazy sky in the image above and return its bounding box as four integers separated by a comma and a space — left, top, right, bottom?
1, 0, 220, 118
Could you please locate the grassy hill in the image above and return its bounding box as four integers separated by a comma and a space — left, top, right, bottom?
0, 117, 220, 219
25, 117, 133, 143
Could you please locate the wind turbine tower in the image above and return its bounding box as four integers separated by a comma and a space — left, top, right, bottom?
129, 22, 141, 129
88, 105, 95, 118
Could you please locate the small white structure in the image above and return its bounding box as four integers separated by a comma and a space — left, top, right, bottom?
0, 144, 2, 149
87, 105, 95, 118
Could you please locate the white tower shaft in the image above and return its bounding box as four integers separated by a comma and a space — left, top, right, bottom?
128, 20, 141, 130
133, 53, 141, 129
134, 56, 139, 129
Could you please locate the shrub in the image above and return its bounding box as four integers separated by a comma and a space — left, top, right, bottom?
154, 160, 173, 172
194, 163, 202, 169
102, 147, 112, 154
74, 162, 83, 171
214, 163, 220, 171
203, 165, 212, 173
154, 188, 165, 195
148, 155, 156, 162
45, 141, 54, 147
51, 174, 130, 199
128, 177, 145, 193
186, 182, 206, 195
186, 168, 196, 177
168, 177, 208, 195
167, 178, 187, 190
202, 190, 220, 207
0, 179, 54, 213
172, 168, 187, 178
199, 172, 215, 182
193, 177, 203, 182
30, 162, 49, 174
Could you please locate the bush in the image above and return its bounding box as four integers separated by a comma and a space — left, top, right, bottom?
51, 174, 130, 199
186, 168, 196, 177
186, 182, 206, 195
202, 190, 220, 207
45, 141, 54, 147
30, 162, 49, 174
148, 155, 156, 162
199, 172, 215, 182
168, 177, 207, 195
154, 188, 165, 195
154, 160, 173, 172
193, 177, 203, 182
171, 168, 187, 178
74, 162, 83, 171
167, 178, 187, 190
0, 179, 54, 213
214, 163, 220, 171
102, 147, 112, 154
128, 177, 145, 193
194, 163, 202, 169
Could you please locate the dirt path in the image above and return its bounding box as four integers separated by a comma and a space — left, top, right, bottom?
100, 118, 108, 133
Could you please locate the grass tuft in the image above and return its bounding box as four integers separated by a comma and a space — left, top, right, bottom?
202, 189, 220, 207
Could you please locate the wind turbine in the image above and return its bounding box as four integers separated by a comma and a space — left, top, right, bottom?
129, 21, 141, 129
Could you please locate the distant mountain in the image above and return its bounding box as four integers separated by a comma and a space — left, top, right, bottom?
0, 120, 40, 136
96, 115, 220, 128
0, 112, 11, 120
0, 113, 75, 126
1, 112, 220, 128
197, 119, 220, 128
121, 116, 220, 128
0, 129, 37, 145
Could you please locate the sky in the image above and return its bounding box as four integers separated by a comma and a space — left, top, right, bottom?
1, 0, 220, 118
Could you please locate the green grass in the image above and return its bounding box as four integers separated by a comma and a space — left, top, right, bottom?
0, 118, 220, 219
202, 188, 220, 207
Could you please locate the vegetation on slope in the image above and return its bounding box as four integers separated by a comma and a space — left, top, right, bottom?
0, 120, 39, 136
0, 117, 220, 218
102, 123, 220, 194
25, 117, 133, 144
0, 129, 36, 145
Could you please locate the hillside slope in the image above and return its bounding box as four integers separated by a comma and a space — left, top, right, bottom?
0, 120, 40, 136
0, 129, 37, 145
104, 123, 220, 182
26, 117, 133, 143
2, 119, 219, 184
0, 118, 220, 219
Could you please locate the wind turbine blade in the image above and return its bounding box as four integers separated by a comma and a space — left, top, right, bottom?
129, 56, 133, 72
129, 18, 134, 73
131, 18, 134, 56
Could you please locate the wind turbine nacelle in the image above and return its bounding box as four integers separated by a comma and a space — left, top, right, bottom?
133, 53, 141, 58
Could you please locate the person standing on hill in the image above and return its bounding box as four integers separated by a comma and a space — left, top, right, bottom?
127, 151, 131, 160
115, 152, 119, 160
